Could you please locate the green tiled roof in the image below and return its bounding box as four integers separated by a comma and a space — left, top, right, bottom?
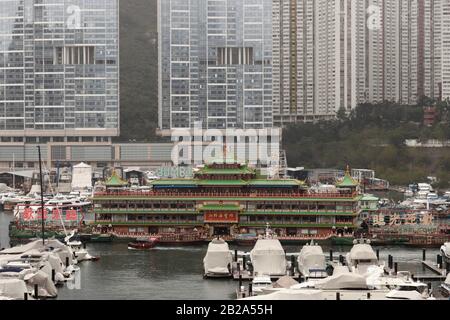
336, 174, 359, 187
200, 204, 241, 211
105, 171, 128, 187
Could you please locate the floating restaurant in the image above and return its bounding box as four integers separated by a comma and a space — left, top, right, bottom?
92, 162, 360, 241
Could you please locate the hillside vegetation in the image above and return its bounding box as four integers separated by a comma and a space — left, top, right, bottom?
284, 102, 450, 187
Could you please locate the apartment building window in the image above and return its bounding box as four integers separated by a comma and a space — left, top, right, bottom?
216, 47, 254, 65
54, 46, 96, 65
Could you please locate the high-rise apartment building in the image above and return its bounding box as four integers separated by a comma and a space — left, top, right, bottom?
273, 0, 445, 126
442, 0, 450, 100
0, 0, 119, 142
382, 0, 442, 104
273, 0, 368, 125
158, 0, 273, 133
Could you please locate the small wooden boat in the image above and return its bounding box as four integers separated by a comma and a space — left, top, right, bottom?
234, 233, 257, 246
128, 237, 159, 250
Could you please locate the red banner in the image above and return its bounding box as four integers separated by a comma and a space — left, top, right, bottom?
37, 208, 48, 220
23, 208, 34, 221
52, 208, 61, 220
65, 209, 78, 221
204, 212, 238, 223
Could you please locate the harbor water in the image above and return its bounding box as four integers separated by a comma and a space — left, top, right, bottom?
0, 211, 442, 300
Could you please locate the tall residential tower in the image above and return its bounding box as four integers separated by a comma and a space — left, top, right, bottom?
0, 0, 120, 143
158, 0, 273, 133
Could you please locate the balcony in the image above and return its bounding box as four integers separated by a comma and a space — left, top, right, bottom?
94, 208, 198, 215
94, 190, 358, 200
95, 220, 201, 226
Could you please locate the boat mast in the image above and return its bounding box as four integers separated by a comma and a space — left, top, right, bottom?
37, 146, 45, 246
12, 153, 15, 190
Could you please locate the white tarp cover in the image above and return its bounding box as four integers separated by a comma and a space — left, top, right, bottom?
28, 184, 41, 194
347, 244, 377, 262
71, 162, 92, 190
242, 289, 323, 300
24, 270, 57, 297
203, 239, 232, 274
250, 239, 286, 276
315, 273, 368, 290
446, 273, 450, 285
297, 245, 326, 275
0, 239, 67, 255
0, 279, 27, 300
273, 276, 299, 289
441, 243, 450, 258
0, 183, 12, 193
0, 240, 74, 267
332, 266, 351, 276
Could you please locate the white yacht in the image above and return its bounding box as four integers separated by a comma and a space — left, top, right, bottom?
385, 282, 431, 300
202, 238, 233, 278
14, 194, 91, 218
251, 275, 273, 295
64, 230, 95, 262
346, 239, 383, 275
249, 225, 286, 277
254, 269, 432, 300
0, 239, 82, 297
440, 273, 450, 296
297, 241, 327, 279
440, 242, 450, 263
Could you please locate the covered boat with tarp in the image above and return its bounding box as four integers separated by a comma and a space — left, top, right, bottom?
297, 241, 327, 278
314, 272, 368, 290
250, 238, 286, 276
345, 239, 380, 275
203, 238, 233, 278
0, 278, 30, 300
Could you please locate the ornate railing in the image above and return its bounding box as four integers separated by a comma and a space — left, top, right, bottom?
94, 190, 358, 199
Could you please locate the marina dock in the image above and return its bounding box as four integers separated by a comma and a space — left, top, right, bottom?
231, 259, 302, 281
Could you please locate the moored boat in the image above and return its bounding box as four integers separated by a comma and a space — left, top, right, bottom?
297, 241, 327, 279
249, 225, 287, 277
89, 234, 113, 243
234, 233, 257, 246
128, 237, 159, 250
203, 238, 233, 278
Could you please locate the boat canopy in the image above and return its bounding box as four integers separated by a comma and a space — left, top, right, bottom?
250, 239, 286, 276
297, 244, 326, 274
315, 273, 368, 290
347, 244, 378, 261
203, 239, 233, 275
